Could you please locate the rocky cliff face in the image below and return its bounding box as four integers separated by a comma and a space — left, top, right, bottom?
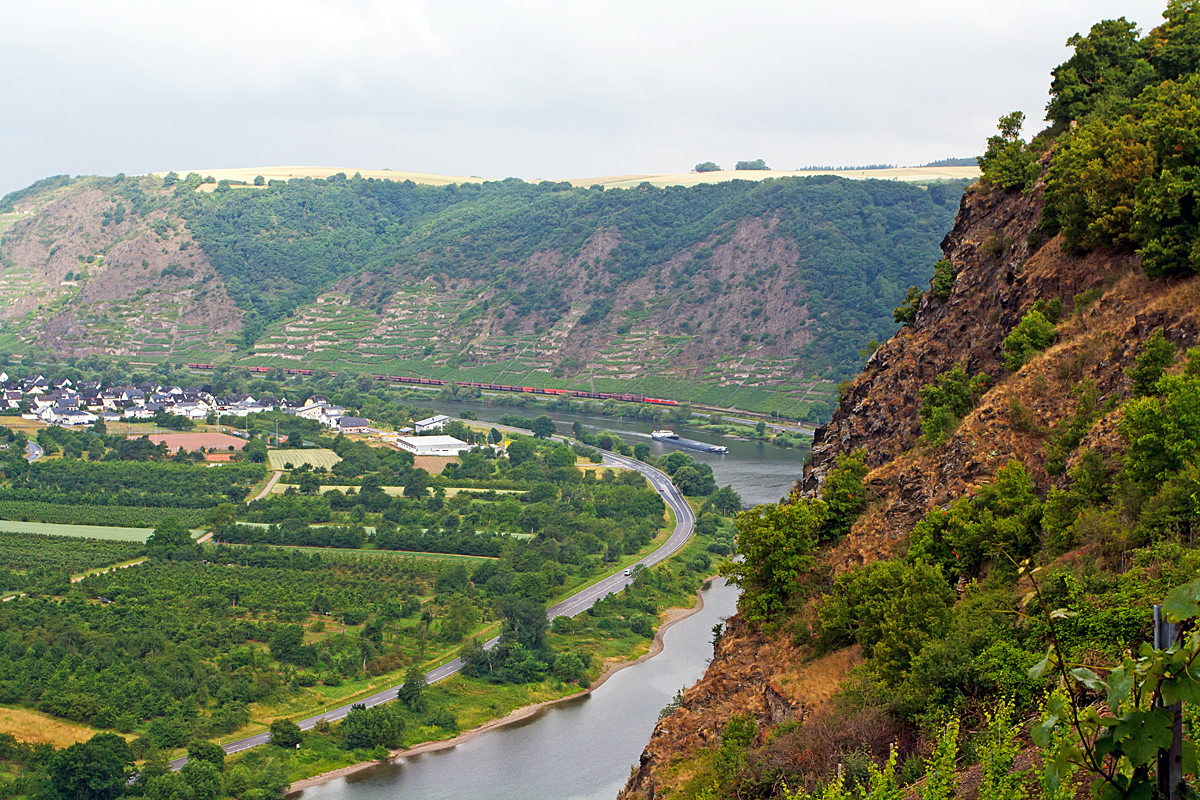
622, 174, 1200, 797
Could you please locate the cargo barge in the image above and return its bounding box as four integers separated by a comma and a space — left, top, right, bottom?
650, 430, 729, 454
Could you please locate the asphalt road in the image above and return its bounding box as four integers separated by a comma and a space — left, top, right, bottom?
171, 449, 695, 770
24, 441, 41, 462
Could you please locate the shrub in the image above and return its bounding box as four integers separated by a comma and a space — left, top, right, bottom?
1002, 309, 1056, 371
978, 112, 1039, 191
1128, 329, 1175, 396
931, 259, 955, 301
695, 162, 721, 172
893, 286, 922, 325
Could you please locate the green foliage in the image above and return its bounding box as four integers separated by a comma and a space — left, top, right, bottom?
45, 732, 132, 800
817, 559, 954, 684
979, 700, 1027, 800
181, 170, 960, 377
695, 162, 722, 172
0, 531, 143, 575
930, 259, 956, 301
341, 702, 404, 750
145, 516, 199, 562
712, 484, 743, 516
1130, 329, 1176, 396
906, 460, 1043, 582
1120, 370, 1200, 489
187, 739, 227, 770
268, 720, 302, 749
723, 500, 825, 622
818, 449, 869, 541
920, 718, 959, 800
1039, 10, 1200, 276
1026, 569, 1200, 800
735, 159, 769, 170
978, 112, 1040, 192
397, 664, 427, 711
892, 286, 922, 326
1046, 17, 1148, 126
918, 363, 991, 446
1002, 309, 1056, 371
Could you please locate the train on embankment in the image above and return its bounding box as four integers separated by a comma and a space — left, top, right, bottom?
184, 363, 680, 407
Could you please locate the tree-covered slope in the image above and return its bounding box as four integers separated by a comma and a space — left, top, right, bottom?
0, 171, 963, 418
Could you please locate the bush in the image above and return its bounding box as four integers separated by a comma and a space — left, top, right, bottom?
695, 162, 721, 172
893, 286, 922, 326
268, 719, 302, 748
1002, 309, 1056, 371
930, 259, 955, 301
978, 111, 1039, 191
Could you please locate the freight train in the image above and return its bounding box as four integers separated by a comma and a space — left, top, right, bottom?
184, 364, 680, 406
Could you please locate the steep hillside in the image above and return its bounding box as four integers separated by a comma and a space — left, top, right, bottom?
623, 4, 1200, 798
0, 173, 964, 418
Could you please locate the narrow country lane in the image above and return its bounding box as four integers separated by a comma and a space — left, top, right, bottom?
170, 447, 695, 770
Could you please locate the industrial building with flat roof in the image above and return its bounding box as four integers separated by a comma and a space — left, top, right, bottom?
396, 435, 470, 456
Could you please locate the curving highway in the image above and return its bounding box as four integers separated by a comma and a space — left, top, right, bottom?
171, 448, 695, 770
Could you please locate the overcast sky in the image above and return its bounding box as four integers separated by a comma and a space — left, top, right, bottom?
0, 0, 1173, 196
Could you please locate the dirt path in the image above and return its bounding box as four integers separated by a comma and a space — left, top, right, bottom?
250, 471, 282, 502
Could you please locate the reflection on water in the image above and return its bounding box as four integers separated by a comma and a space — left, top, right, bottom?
297, 579, 741, 800
419, 398, 807, 507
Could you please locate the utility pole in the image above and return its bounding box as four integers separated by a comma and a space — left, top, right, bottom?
1155, 604, 1183, 800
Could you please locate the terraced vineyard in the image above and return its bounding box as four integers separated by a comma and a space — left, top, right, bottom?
246, 289, 833, 418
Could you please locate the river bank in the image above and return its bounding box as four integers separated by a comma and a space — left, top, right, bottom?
286, 583, 711, 794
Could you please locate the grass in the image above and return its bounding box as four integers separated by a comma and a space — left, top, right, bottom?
267, 449, 342, 470
0, 706, 122, 748
0, 520, 152, 542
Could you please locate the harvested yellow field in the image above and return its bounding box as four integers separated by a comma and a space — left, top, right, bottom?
565, 166, 980, 190
160, 166, 471, 188
0, 706, 117, 748
151, 165, 979, 194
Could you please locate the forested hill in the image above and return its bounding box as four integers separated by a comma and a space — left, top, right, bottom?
0, 172, 964, 419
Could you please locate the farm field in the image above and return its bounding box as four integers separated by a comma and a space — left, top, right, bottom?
0, 520, 153, 541
128, 432, 248, 451
266, 449, 341, 470
0, 706, 113, 749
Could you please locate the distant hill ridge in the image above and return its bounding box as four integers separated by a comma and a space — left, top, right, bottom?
0, 169, 967, 419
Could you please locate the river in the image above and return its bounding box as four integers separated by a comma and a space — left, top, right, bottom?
296, 578, 740, 800
294, 398, 792, 799
414, 397, 807, 507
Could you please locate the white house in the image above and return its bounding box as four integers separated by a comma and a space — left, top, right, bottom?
396, 435, 470, 456
414, 414, 451, 433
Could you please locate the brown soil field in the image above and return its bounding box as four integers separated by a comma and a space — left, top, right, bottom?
413, 455, 459, 473
128, 432, 247, 451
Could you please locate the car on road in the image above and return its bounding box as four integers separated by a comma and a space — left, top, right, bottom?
623, 568, 631, 577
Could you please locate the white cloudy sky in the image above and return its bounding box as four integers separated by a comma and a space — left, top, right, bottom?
0, 0, 1172, 195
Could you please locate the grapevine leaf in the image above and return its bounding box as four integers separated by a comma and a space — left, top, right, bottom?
1161, 669, 1200, 705
1030, 646, 1057, 680
1114, 708, 1174, 766
1108, 665, 1135, 711
1183, 739, 1199, 778
1070, 666, 1108, 692
1164, 583, 1200, 623
1032, 715, 1059, 748
1051, 607, 1080, 619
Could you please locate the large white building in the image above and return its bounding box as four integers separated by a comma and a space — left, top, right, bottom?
396, 435, 470, 456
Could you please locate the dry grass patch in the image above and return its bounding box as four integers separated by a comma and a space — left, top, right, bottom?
0, 706, 118, 748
